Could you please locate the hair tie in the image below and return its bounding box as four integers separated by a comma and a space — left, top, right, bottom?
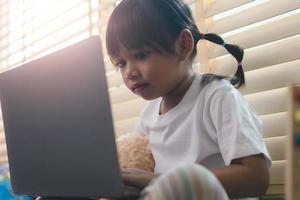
238, 61, 242, 66
222, 42, 227, 47
200, 33, 205, 40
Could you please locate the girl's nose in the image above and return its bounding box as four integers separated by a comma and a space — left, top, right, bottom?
124, 62, 140, 80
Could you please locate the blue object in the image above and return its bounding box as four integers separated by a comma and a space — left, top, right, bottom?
0, 164, 32, 200
295, 134, 300, 146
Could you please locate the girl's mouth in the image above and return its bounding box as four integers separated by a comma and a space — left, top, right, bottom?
132, 83, 149, 93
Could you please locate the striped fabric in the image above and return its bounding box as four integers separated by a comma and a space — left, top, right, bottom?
139, 164, 229, 200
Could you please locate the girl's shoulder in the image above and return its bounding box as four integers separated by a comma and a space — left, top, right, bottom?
197, 73, 235, 97
195, 73, 250, 110
198, 73, 254, 113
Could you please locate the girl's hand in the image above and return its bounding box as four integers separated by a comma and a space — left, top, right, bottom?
122, 168, 158, 189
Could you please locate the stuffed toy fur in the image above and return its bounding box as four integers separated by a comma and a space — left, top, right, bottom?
116, 134, 155, 172
100, 134, 155, 200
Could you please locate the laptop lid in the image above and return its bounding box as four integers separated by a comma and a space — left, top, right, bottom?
0, 36, 124, 198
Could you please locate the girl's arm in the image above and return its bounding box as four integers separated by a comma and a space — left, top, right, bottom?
211, 153, 269, 198
122, 168, 159, 189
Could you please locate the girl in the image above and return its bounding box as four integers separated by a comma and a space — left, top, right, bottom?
106, 0, 271, 199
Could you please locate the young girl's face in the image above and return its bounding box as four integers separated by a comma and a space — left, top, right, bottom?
110, 45, 190, 100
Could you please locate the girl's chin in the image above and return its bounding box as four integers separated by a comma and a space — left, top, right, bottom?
140, 95, 157, 100
136, 91, 159, 101
132, 86, 156, 100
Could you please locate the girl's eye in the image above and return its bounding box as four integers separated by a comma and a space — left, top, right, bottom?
134, 51, 150, 60
115, 60, 126, 69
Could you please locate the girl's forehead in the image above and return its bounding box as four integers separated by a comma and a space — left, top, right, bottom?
111, 45, 134, 58
112, 44, 150, 58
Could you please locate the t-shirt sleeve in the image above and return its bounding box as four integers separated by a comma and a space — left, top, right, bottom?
209, 81, 272, 167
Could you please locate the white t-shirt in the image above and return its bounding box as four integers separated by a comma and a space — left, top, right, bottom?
135, 73, 271, 200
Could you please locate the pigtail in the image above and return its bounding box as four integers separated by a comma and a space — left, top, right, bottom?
201, 33, 245, 88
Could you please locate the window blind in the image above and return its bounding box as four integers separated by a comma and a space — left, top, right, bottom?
0, 0, 103, 71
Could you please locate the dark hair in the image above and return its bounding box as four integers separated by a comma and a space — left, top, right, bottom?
106, 0, 245, 88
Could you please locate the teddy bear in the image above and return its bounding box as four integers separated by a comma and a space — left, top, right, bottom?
116, 133, 155, 172
100, 134, 155, 200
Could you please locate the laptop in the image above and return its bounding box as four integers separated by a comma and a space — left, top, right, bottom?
0, 36, 140, 199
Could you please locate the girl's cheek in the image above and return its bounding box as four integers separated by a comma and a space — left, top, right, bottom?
123, 81, 131, 91
120, 73, 128, 86
121, 70, 127, 81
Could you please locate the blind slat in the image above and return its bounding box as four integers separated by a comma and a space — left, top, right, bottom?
0, 15, 90, 60
28, 0, 87, 28
0, 13, 9, 29
105, 61, 115, 74
270, 160, 285, 185
0, 143, 6, 153
0, 29, 90, 72
0, 154, 8, 165
0, 0, 102, 70
205, 0, 254, 17
261, 112, 287, 139
112, 98, 147, 121
0, 122, 3, 133
207, 0, 300, 34
0, 0, 88, 49
107, 72, 123, 89
210, 9, 300, 58
266, 185, 284, 195
245, 87, 287, 116
212, 34, 300, 75
0, 31, 9, 51
240, 60, 300, 95
0, 131, 5, 142
0, 130, 7, 164
114, 117, 139, 137
109, 86, 137, 105
0, 14, 100, 54
264, 136, 286, 161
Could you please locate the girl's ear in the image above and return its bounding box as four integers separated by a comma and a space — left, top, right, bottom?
175, 29, 194, 61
